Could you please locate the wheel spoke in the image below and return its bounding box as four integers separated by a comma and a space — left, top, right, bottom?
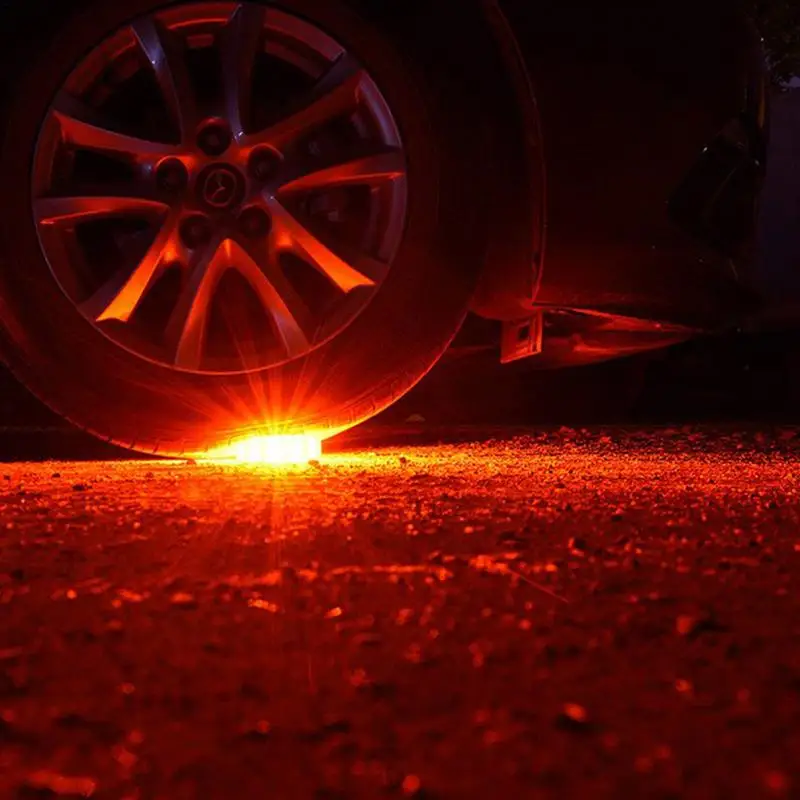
277, 148, 405, 195
241, 54, 365, 153
131, 17, 198, 143
81, 212, 183, 323
35, 192, 168, 225
53, 91, 181, 162
267, 198, 389, 291
166, 237, 227, 370
220, 3, 268, 139
232, 236, 313, 356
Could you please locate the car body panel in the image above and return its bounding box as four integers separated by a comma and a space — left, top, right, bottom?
474, 0, 768, 342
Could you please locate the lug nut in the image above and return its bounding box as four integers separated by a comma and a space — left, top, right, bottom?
197, 121, 232, 157
180, 215, 212, 249
156, 158, 188, 194
248, 148, 281, 183
239, 206, 272, 238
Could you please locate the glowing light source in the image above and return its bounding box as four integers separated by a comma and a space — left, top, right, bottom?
224, 434, 322, 465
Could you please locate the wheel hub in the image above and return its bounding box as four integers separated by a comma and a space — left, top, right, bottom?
32, 2, 408, 375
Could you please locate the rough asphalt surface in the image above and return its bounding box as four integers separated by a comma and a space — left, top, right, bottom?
1, 427, 799, 799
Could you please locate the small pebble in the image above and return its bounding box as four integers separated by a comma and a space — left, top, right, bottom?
170, 592, 196, 608
24, 770, 96, 797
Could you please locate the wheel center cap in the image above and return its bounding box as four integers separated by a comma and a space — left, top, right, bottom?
198, 164, 244, 210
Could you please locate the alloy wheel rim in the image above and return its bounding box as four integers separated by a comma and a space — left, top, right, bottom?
32, 2, 408, 374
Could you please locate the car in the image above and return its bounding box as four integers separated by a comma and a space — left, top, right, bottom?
0, 0, 770, 456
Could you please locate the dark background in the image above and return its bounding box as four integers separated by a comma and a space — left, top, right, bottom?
2, 89, 800, 441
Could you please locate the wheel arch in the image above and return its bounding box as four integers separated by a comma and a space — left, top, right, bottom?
467, 0, 547, 323
359, 0, 548, 324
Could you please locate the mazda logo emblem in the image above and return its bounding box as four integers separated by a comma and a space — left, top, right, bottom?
201, 167, 241, 210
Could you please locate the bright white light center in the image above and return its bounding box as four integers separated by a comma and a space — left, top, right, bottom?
228, 434, 322, 465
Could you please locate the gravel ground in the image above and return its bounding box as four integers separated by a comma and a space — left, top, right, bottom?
0, 427, 799, 799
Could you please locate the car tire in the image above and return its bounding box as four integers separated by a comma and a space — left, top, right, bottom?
0, 0, 493, 456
